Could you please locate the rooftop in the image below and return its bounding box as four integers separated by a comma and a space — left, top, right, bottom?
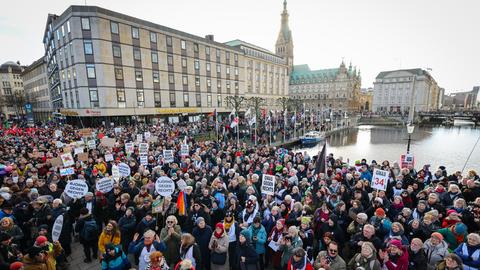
375, 68, 426, 79
0, 61, 24, 73
291, 64, 340, 80
225, 39, 277, 56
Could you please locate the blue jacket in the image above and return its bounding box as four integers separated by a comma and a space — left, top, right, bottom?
101, 246, 131, 270
361, 170, 372, 182
128, 237, 166, 263
454, 242, 480, 270
247, 224, 267, 254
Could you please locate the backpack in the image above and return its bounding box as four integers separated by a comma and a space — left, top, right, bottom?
81, 219, 98, 241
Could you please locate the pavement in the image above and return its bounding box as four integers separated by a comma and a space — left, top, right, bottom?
67, 242, 101, 270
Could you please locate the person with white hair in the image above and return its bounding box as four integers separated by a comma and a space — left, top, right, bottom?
279, 225, 303, 268
454, 233, 480, 270
441, 184, 463, 208
129, 229, 166, 270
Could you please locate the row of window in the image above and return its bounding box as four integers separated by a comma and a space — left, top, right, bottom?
82, 87, 223, 109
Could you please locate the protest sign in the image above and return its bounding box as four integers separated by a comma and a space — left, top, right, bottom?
60, 167, 75, 176
261, 174, 276, 195
55, 141, 64, 148
155, 176, 175, 196
100, 137, 116, 148
180, 144, 189, 156
400, 154, 415, 169
114, 127, 122, 134
125, 143, 134, 154
144, 131, 151, 140
140, 155, 148, 166
372, 168, 390, 191
77, 152, 89, 162
136, 134, 143, 143
63, 146, 72, 154
118, 162, 131, 177
60, 153, 74, 167
51, 215, 63, 242
176, 179, 187, 191
104, 153, 114, 162
64, 179, 89, 199
163, 150, 174, 163
79, 128, 92, 137
139, 143, 149, 155
87, 140, 96, 149
49, 157, 63, 167
76, 140, 85, 147
146, 136, 158, 143
152, 199, 162, 214
96, 177, 114, 193
54, 130, 62, 138
112, 165, 120, 181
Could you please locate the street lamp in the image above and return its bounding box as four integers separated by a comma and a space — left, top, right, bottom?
406, 124, 415, 153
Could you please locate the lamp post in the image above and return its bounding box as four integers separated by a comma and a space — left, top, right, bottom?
406, 124, 415, 153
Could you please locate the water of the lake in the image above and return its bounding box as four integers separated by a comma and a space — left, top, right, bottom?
295, 125, 480, 172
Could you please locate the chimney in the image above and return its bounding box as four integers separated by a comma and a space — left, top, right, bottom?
205, 35, 214, 41
16, 61, 20, 65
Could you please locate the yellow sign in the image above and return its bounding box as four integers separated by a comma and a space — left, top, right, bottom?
59, 109, 79, 116
155, 108, 200, 114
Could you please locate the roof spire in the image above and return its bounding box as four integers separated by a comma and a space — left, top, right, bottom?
283, 0, 287, 12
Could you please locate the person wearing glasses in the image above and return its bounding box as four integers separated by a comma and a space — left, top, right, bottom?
160, 215, 181, 268
314, 241, 346, 270
287, 247, 313, 270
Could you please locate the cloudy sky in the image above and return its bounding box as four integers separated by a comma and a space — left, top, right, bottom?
1, 0, 478, 93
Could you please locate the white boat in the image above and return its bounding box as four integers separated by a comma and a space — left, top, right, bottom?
300, 131, 325, 145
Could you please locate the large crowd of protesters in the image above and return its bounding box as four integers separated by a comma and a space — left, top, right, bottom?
0, 120, 478, 270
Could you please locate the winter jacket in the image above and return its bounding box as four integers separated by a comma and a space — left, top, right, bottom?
22, 241, 62, 270
408, 248, 427, 270
159, 225, 182, 266
424, 239, 449, 270
192, 225, 213, 270
287, 257, 314, 270
236, 237, 259, 270
314, 251, 346, 270
385, 246, 409, 270
454, 242, 480, 270
208, 233, 229, 270
118, 214, 136, 249
437, 227, 467, 250
0, 224, 24, 243
247, 224, 267, 254
101, 245, 131, 270
347, 252, 382, 270
280, 236, 303, 267
98, 230, 121, 254
128, 238, 166, 267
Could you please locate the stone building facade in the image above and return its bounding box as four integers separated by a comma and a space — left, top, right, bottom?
22, 57, 52, 122
0, 61, 25, 120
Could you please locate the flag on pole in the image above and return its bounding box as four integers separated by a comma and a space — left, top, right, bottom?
229, 108, 236, 119
230, 117, 239, 128
314, 143, 327, 175
177, 191, 187, 216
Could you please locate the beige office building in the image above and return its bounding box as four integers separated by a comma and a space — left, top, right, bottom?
22, 58, 52, 122
0, 61, 25, 120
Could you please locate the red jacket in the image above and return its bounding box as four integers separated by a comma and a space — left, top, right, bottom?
385, 247, 409, 270
287, 258, 314, 270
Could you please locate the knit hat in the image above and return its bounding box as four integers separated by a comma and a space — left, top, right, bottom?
215, 223, 224, 231
35, 236, 48, 246
240, 229, 250, 239
446, 209, 458, 216
389, 239, 403, 249
454, 223, 467, 234
246, 199, 254, 209
95, 191, 103, 196
301, 216, 311, 225
9, 262, 23, 270
431, 232, 444, 241
105, 243, 115, 252
375, 208, 386, 217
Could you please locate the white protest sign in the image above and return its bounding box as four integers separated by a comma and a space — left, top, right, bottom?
55, 141, 64, 148
140, 155, 148, 166
163, 150, 174, 163
125, 143, 134, 154
60, 167, 75, 176
114, 127, 122, 134
112, 165, 120, 181
88, 140, 96, 149
180, 144, 189, 156
105, 154, 114, 162
55, 130, 62, 138
60, 153, 75, 167
118, 162, 131, 177
76, 140, 85, 147
136, 134, 143, 143
261, 174, 276, 195
372, 168, 390, 191
139, 143, 149, 155
51, 215, 63, 242
144, 131, 151, 140
96, 177, 114, 193
64, 179, 89, 199
176, 179, 187, 191
74, 147, 84, 155
155, 176, 175, 196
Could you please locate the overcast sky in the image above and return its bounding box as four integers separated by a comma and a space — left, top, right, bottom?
1, 0, 478, 93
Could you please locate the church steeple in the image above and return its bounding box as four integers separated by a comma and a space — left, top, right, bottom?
276, 0, 294, 72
